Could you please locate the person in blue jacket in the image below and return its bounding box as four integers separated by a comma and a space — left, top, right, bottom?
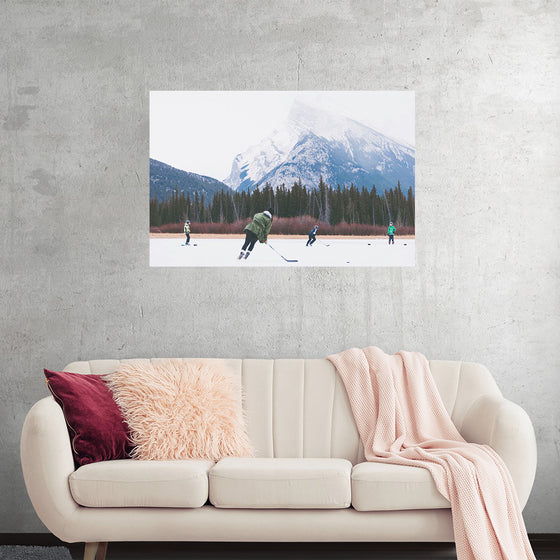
306, 225, 319, 246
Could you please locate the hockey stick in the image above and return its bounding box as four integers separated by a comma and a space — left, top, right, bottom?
268, 243, 298, 263
317, 239, 331, 247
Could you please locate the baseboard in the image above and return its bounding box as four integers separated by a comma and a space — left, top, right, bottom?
529, 533, 560, 544
0, 533, 65, 546
1, 533, 558, 546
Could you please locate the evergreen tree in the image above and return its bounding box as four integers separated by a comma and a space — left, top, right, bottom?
149, 177, 414, 230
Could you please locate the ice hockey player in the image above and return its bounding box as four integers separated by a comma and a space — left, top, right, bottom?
238, 208, 274, 260
387, 221, 396, 245
184, 220, 191, 246
306, 224, 319, 246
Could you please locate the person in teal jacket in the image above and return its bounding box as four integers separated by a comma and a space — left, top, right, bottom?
387, 221, 396, 245
238, 208, 273, 260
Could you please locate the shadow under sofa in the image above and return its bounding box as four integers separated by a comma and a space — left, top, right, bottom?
20, 358, 537, 560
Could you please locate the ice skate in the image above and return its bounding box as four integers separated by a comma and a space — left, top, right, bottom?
244, 251, 251, 259
238, 251, 245, 260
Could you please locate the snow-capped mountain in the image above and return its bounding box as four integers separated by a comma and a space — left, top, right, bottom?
223, 100, 415, 193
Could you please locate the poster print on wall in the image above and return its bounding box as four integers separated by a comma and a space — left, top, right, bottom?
149, 91, 415, 267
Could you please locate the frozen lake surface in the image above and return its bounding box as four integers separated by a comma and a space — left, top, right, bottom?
150, 237, 415, 267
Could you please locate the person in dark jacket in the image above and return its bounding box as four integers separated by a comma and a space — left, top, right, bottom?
238, 208, 273, 260
306, 224, 319, 246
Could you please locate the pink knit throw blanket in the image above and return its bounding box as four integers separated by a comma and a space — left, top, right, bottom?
327, 347, 535, 560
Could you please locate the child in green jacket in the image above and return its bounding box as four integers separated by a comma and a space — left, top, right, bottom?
387, 222, 396, 245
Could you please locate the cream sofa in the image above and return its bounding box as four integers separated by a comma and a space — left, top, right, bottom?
21, 358, 537, 560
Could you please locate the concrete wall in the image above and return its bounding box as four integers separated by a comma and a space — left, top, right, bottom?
1, 0, 559, 533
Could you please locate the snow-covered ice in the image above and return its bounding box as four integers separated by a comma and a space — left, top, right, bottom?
150, 237, 414, 267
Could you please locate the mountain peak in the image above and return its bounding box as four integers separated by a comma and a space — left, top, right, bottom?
286, 99, 357, 141
286, 99, 328, 128
223, 102, 415, 193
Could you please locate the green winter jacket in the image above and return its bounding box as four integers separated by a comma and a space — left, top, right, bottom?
245, 211, 272, 243
387, 225, 396, 236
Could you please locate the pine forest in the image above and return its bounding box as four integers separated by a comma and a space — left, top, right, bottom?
150, 178, 414, 236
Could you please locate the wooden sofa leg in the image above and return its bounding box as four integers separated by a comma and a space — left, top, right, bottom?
84, 542, 98, 560
84, 542, 108, 560
97, 542, 108, 560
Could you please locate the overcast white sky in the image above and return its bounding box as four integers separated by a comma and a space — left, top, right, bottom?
150, 91, 415, 180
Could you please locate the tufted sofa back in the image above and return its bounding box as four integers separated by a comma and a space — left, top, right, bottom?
64, 357, 502, 465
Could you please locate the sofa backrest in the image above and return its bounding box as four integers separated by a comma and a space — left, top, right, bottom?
64, 358, 502, 464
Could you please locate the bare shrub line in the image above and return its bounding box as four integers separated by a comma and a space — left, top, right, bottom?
150, 216, 414, 236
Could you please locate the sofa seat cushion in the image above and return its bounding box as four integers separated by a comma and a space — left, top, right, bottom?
351, 462, 450, 511
69, 459, 214, 508
209, 457, 352, 509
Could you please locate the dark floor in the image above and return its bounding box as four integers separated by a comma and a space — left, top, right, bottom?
2, 536, 558, 559
70, 542, 462, 560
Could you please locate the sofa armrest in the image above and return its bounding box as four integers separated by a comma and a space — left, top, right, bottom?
20, 397, 80, 540
460, 394, 537, 509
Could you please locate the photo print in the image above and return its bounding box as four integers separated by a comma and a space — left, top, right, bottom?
150, 91, 415, 267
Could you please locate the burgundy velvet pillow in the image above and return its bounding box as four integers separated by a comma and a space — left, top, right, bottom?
44, 369, 132, 467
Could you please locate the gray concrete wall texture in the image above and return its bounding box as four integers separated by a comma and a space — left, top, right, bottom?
1, 0, 558, 534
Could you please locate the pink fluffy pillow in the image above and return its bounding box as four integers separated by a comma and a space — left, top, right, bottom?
104, 359, 252, 461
